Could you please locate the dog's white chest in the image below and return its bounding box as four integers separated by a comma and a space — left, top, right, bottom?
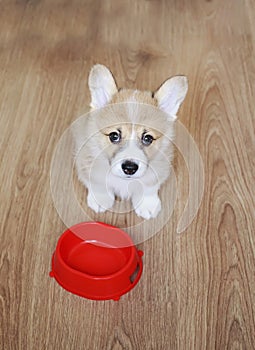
107, 174, 142, 200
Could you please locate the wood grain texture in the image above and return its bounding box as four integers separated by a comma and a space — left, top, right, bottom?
0, 1, 255, 349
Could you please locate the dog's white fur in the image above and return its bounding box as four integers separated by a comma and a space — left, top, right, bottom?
73, 64, 188, 219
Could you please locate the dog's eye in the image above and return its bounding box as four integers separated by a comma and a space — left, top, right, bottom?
142, 134, 154, 146
109, 131, 121, 144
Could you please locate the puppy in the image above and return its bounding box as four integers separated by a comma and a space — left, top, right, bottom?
73, 64, 188, 220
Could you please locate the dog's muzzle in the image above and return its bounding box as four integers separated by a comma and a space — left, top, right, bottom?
121, 160, 139, 175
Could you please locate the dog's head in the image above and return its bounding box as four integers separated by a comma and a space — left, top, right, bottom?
88, 64, 188, 180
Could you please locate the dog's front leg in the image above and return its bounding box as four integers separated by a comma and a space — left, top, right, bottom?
87, 183, 115, 213
131, 185, 161, 220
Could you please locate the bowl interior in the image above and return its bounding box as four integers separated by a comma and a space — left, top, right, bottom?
59, 228, 133, 276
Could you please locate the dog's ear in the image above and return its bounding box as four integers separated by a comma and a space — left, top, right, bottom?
88, 64, 118, 109
154, 76, 188, 120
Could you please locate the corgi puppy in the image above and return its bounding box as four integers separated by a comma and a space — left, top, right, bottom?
73, 64, 188, 219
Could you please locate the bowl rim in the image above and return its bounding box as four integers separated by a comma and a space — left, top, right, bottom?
55, 221, 137, 279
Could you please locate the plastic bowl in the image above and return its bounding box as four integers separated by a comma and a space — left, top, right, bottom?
50, 222, 143, 300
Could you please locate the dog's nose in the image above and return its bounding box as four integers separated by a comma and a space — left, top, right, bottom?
121, 161, 139, 175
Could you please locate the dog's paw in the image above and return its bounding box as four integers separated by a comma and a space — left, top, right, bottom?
134, 196, 161, 220
87, 191, 114, 213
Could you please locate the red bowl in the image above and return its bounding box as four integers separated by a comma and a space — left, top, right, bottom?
50, 222, 143, 300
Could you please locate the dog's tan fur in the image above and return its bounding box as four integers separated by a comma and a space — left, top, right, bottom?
111, 89, 157, 106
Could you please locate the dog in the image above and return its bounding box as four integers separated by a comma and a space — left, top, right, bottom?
73, 64, 188, 220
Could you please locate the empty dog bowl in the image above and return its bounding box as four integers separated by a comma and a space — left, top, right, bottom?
50, 222, 143, 300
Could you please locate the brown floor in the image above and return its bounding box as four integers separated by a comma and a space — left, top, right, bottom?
1, 1, 255, 349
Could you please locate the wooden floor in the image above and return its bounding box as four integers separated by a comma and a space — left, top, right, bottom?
1, 1, 255, 349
